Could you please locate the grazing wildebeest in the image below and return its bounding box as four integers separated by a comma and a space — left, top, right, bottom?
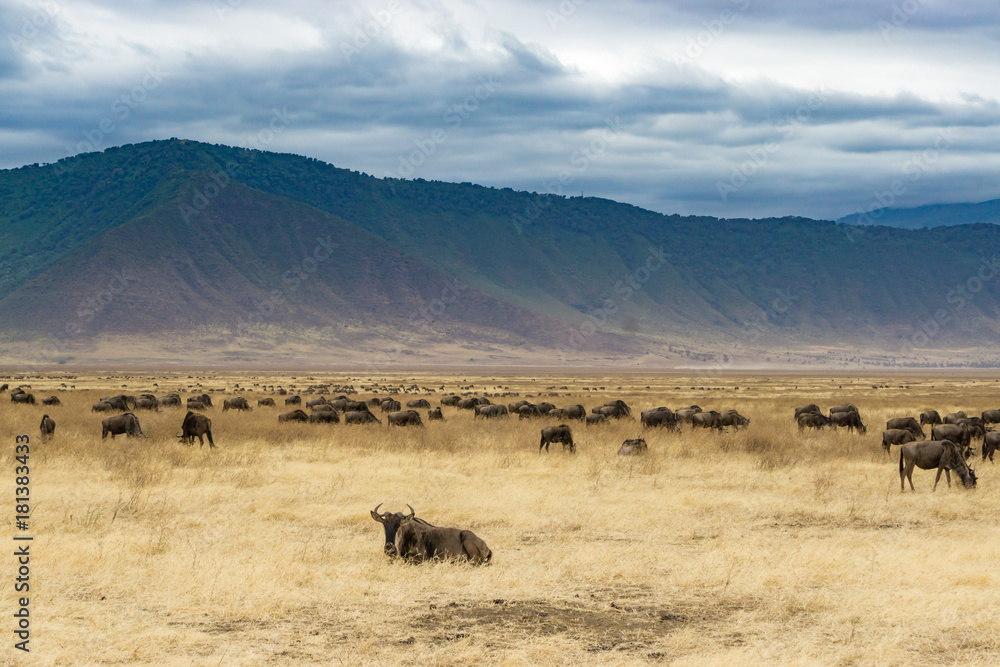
305, 397, 328, 409
223, 397, 252, 412
102, 395, 134, 410
982, 432, 1000, 462
585, 414, 607, 426
39, 415, 55, 440
187, 401, 207, 411
719, 410, 750, 430
594, 401, 632, 419
278, 409, 309, 423
674, 406, 702, 423
102, 413, 144, 439
794, 404, 821, 419
798, 412, 831, 430
345, 410, 381, 425
42, 396, 61, 406
177, 411, 214, 448
882, 429, 916, 452
920, 410, 942, 426
692, 411, 723, 430
92, 401, 113, 412
618, 437, 647, 456
830, 410, 866, 434
158, 394, 182, 407
257, 397, 276, 407
344, 400, 370, 412
284, 395, 302, 406
440, 396, 461, 407
387, 410, 423, 427
427, 407, 444, 421
371, 504, 433, 556
536, 402, 556, 415
931, 423, 972, 458
476, 404, 508, 419
372, 505, 492, 564
518, 404, 545, 419
539, 425, 575, 452
886, 417, 923, 439
560, 405, 586, 420
957, 417, 988, 440
508, 400, 530, 413
0, 383, 7, 392
981, 409, 1000, 425
134, 397, 159, 411
11, 392, 36, 405
309, 411, 340, 424
899, 440, 976, 491
406, 399, 430, 409
457, 397, 484, 410
381, 399, 402, 413
942, 411, 968, 424
829, 404, 858, 415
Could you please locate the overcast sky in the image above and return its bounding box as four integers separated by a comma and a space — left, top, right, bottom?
2, 0, 999, 219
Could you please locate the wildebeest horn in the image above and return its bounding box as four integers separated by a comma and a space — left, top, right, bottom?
371, 503, 385, 523
174, 431, 183, 439
398, 504, 416, 524
405, 504, 415, 518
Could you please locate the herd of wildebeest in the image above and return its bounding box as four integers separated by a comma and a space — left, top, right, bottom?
4, 380, 995, 563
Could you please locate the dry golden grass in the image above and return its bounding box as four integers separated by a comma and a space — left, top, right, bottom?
3, 371, 1000, 665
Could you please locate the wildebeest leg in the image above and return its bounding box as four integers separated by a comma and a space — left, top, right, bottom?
207, 430, 215, 449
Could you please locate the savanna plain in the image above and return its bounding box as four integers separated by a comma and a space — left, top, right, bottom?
3, 371, 1000, 666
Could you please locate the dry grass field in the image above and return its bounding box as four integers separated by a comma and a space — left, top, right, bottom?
2, 371, 1000, 665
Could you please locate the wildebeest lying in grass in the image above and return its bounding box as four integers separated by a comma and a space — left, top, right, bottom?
278, 409, 309, 423
539, 424, 574, 452
899, 440, 976, 492
371, 504, 491, 564
618, 437, 647, 456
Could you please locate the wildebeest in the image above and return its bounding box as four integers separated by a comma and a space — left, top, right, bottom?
284, 395, 302, 406
440, 396, 461, 406
882, 429, 916, 452
345, 410, 381, 425
957, 417, 988, 442
187, 401, 207, 411
692, 411, 723, 430
942, 411, 968, 424
223, 397, 252, 412
641, 407, 674, 427
539, 424, 575, 452
886, 417, 923, 439
617, 437, 647, 456
931, 423, 972, 458
11, 392, 36, 404
830, 410, 866, 434
829, 404, 858, 414
560, 404, 586, 420
798, 412, 831, 430
381, 399, 402, 413
372, 505, 491, 564
0, 383, 7, 392
981, 409, 1000, 425
158, 394, 182, 407
674, 405, 702, 423
92, 401, 114, 412
387, 410, 423, 427
920, 410, 942, 426
457, 397, 484, 410
102, 413, 144, 439
102, 395, 134, 410
257, 397, 276, 407
134, 397, 159, 411
406, 399, 430, 409
518, 404, 545, 419
427, 407, 444, 421
475, 404, 508, 419
899, 440, 976, 491
344, 400, 370, 412
983, 432, 1000, 462
278, 409, 309, 423
585, 414, 607, 426
309, 411, 340, 424
177, 411, 214, 447
42, 396, 61, 406
305, 397, 328, 409
39, 415, 55, 440
719, 410, 750, 430
794, 404, 821, 419
593, 400, 632, 419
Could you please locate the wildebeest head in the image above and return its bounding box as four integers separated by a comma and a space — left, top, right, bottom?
371, 504, 415, 556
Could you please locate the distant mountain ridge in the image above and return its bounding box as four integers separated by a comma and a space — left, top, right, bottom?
1, 139, 999, 367
838, 199, 1000, 229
